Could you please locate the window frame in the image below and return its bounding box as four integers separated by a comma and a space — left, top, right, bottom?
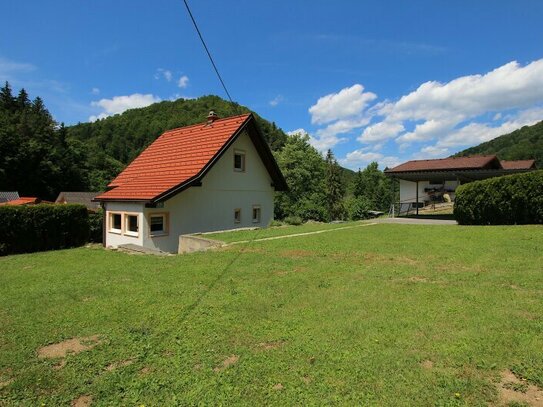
108, 212, 122, 234
234, 208, 241, 224
233, 150, 246, 172
252, 205, 261, 223
123, 213, 140, 237
148, 212, 169, 237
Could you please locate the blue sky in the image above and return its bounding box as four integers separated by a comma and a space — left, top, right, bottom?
2, 0, 543, 169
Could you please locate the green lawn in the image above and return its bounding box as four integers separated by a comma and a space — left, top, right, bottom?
1, 224, 543, 406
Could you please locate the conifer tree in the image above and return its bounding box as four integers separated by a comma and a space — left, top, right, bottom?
325, 149, 346, 221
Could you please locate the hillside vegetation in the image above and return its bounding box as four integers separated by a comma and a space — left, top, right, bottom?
454, 120, 543, 166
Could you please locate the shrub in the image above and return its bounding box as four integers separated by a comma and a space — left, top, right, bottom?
284, 215, 303, 226
269, 219, 284, 227
454, 170, 543, 225
346, 196, 372, 221
88, 209, 103, 243
0, 204, 90, 256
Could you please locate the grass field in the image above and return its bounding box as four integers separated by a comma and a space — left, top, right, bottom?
1, 223, 543, 406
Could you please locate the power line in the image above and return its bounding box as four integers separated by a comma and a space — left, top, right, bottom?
182, 0, 235, 105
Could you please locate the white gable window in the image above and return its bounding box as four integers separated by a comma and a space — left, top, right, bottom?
109, 212, 122, 234
234, 150, 245, 172
124, 214, 139, 237
252, 205, 261, 223
234, 208, 241, 223
149, 213, 168, 236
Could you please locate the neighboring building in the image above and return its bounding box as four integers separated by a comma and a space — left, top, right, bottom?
0, 197, 44, 206
0, 191, 20, 204
385, 155, 537, 210
94, 112, 287, 253
55, 192, 102, 211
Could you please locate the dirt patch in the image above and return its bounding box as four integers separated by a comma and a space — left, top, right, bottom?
139, 366, 153, 375
105, 358, 135, 372
258, 340, 286, 350
280, 249, 315, 258
302, 375, 312, 384
272, 383, 284, 391
498, 369, 543, 406
53, 359, 67, 370
213, 355, 239, 372
38, 335, 101, 360
408, 276, 429, 283
421, 360, 434, 369
0, 378, 14, 389
71, 395, 92, 407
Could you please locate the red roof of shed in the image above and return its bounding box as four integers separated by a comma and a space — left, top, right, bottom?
500, 159, 536, 170
95, 113, 287, 202
386, 155, 501, 173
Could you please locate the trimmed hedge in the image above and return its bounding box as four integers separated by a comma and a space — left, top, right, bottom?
454, 170, 543, 225
88, 209, 103, 243
0, 204, 90, 256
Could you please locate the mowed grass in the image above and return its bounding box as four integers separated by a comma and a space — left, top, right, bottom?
1, 224, 542, 406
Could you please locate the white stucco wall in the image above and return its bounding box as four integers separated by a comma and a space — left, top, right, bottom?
104, 130, 275, 253
103, 201, 145, 248
399, 179, 459, 204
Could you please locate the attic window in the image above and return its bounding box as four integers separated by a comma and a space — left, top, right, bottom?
234, 150, 245, 172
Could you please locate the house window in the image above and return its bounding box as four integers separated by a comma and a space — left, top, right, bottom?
234, 208, 241, 223
109, 212, 122, 234
149, 213, 168, 236
252, 206, 261, 223
234, 150, 245, 172
124, 214, 139, 237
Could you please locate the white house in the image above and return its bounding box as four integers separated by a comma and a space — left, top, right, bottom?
94, 112, 287, 253
385, 155, 537, 214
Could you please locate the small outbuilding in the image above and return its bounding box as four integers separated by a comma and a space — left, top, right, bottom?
55, 192, 102, 212
94, 112, 287, 253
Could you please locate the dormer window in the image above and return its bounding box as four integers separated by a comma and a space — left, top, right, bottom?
234, 150, 245, 172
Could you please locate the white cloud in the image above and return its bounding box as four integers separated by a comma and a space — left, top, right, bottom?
0, 57, 36, 77
269, 95, 283, 107
287, 128, 308, 137
339, 149, 400, 170
89, 93, 161, 121
154, 68, 173, 82
177, 75, 189, 89
309, 84, 376, 124
309, 117, 371, 152
358, 121, 404, 143
91, 87, 100, 95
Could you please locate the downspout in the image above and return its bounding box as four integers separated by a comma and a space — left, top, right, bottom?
416, 180, 419, 216
101, 202, 106, 248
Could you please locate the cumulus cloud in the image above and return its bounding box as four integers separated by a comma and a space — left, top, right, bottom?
269, 95, 283, 107
309, 84, 376, 125
154, 68, 173, 82
89, 93, 161, 121
287, 128, 308, 137
340, 149, 400, 170
177, 75, 189, 89
358, 121, 405, 143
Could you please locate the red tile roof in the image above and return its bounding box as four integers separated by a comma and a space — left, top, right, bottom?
96, 114, 278, 201
500, 159, 536, 170
0, 197, 41, 206
386, 155, 501, 173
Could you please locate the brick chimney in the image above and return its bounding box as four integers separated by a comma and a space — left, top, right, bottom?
207, 110, 219, 124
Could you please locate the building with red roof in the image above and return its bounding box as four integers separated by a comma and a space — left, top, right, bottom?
94, 112, 287, 253
385, 155, 537, 214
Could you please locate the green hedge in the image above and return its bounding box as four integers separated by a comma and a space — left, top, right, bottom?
0, 204, 90, 256
454, 170, 543, 225
88, 209, 103, 243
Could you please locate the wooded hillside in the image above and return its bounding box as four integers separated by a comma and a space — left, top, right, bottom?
454, 120, 543, 166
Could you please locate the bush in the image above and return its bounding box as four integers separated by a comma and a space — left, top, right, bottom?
0, 204, 90, 256
284, 216, 303, 226
88, 209, 103, 243
454, 170, 543, 225
269, 219, 284, 227
346, 196, 372, 221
